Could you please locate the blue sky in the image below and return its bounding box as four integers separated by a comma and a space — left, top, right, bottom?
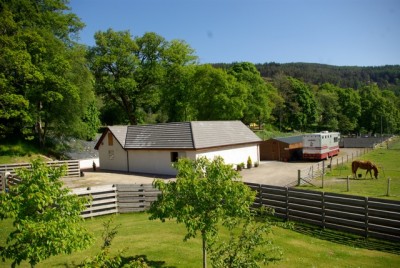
69, 0, 400, 66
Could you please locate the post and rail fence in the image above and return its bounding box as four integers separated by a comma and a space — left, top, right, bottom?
296, 148, 372, 187
245, 182, 400, 242
1, 175, 399, 242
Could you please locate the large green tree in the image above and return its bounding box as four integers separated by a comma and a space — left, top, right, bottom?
89, 30, 197, 125
335, 86, 361, 134
228, 62, 275, 127
149, 157, 257, 268
274, 76, 318, 131
160, 40, 198, 122
191, 65, 247, 120
0, 0, 97, 146
316, 83, 340, 131
0, 160, 92, 267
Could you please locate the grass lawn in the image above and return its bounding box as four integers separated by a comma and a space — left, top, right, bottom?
0, 139, 50, 164
0, 213, 399, 267
298, 137, 400, 200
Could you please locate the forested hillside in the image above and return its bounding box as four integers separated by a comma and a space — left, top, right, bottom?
215, 63, 400, 94
257, 63, 400, 93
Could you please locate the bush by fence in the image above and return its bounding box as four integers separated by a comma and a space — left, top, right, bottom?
245, 182, 400, 242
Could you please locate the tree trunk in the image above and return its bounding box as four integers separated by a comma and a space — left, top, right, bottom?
202, 231, 207, 268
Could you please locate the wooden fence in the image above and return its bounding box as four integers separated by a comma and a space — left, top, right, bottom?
296, 148, 371, 186
0, 160, 80, 178
71, 184, 160, 218
0, 160, 80, 192
245, 182, 400, 242
3, 178, 399, 242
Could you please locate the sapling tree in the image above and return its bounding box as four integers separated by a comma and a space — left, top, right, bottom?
149, 156, 258, 268
0, 160, 92, 267
209, 208, 283, 268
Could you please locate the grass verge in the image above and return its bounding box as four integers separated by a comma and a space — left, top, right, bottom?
0, 213, 399, 267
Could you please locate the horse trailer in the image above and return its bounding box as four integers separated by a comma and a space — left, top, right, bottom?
302, 131, 340, 160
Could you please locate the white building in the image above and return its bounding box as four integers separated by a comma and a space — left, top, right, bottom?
94, 121, 261, 175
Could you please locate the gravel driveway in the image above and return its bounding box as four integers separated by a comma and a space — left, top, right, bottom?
62, 148, 362, 189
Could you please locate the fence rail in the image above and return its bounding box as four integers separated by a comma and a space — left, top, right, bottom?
245, 182, 400, 242
0, 160, 80, 192
3, 177, 399, 241
296, 148, 371, 186
71, 184, 161, 218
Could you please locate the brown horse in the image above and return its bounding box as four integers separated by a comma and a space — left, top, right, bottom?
351, 160, 379, 179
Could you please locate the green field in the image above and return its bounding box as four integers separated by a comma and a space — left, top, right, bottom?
298, 137, 400, 200
0, 213, 399, 267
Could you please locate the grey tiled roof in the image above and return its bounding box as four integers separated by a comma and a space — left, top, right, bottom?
191, 121, 261, 148
108, 126, 128, 147
274, 135, 303, 145
107, 121, 260, 150
125, 122, 194, 149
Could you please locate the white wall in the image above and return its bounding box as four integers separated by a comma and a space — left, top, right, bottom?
98, 142, 260, 175
98, 132, 128, 171
128, 150, 186, 176
195, 144, 259, 168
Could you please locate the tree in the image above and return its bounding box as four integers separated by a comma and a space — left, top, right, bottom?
209, 213, 282, 268
0, 160, 92, 267
228, 62, 275, 127
274, 76, 318, 131
149, 157, 257, 268
335, 86, 361, 134
0, 0, 96, 146
316, 84, 340, 131
89, 30, 197, 125
191, 65, 247, 120
358, 84, 387, 134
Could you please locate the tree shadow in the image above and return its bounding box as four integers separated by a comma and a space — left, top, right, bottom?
60, 254, 176, 268
122, 255, 176, 268
291, 223, 400, 255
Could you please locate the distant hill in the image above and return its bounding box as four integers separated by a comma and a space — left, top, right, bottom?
214, 62, 400, 94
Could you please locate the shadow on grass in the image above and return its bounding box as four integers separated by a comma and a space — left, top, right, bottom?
291, 223, 400, 255
61, 254, 176, 268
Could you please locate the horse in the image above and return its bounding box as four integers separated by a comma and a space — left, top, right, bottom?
351, 160, 379, 179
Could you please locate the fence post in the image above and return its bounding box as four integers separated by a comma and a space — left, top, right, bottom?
258, 184, 263, 207
347, 175, 350, 192
387, 178, 391, 196
297, 170, 301, 186
285, 187, 289, 221
322, 192, 325, 229
321, 161, 325, 188
1, 174, 5, 193
311, 165, 314, 179
365, 197, 369, 238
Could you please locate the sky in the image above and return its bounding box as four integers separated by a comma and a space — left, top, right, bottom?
69, 0, 400, 67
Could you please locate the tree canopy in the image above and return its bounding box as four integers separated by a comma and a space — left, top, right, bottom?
149, 157, 257, 268
0, 160, 92, 267
0, 0, 97, 146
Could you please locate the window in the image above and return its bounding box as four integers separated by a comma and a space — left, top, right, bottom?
108, 133, 113, 146
108, 150, 114, 160
171, 152, 179, 162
